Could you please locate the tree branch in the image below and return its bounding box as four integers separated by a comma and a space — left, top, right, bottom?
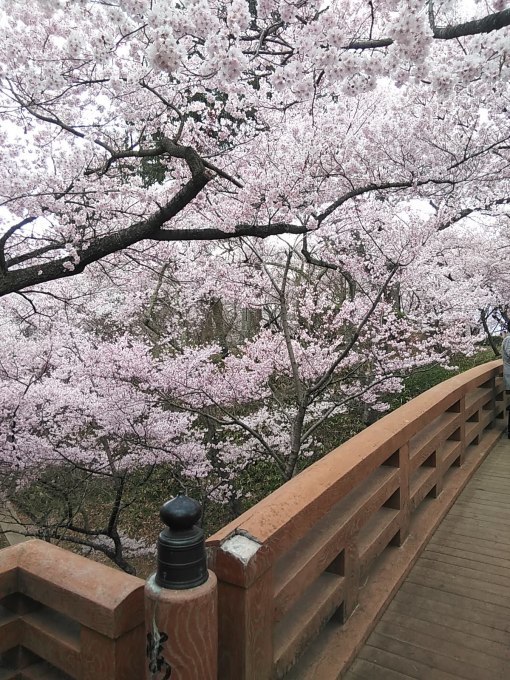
343, 8, 510, 50
437, 196, 510, 231
432, 7, 510, 40
0, 217, 37, 273
308, 264, 399, 398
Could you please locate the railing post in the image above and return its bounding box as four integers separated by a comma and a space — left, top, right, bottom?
396, 443, 411, 545
207, 535, 273, 680
338, 538, 360, 622
144, 495, 217, 680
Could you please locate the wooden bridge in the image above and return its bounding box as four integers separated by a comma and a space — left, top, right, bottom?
207, 359, 509, 680
0, 359, 509, 679
344, 437, 510, 680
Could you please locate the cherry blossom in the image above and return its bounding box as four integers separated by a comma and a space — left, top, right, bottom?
1, 0, 509, 569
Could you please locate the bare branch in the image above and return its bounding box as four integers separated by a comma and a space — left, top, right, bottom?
308, 264, 399, 398
343, 8, 510, 50
0, 217, 37, 273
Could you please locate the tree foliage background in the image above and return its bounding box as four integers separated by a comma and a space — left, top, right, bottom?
0, 0, 509, 572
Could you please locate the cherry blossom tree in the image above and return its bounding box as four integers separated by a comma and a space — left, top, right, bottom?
0, 0, 509, 297
0, 211, 496, 571
1, 0, 510, 571
0, 296, 210, 571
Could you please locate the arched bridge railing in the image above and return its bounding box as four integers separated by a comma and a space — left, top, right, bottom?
206, 360, 505, 680
0, 360, 505, 679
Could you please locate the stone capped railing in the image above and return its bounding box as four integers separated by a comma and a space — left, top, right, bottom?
206, 360, 505, 679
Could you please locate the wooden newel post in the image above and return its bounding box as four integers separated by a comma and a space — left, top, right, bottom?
145, 495, 218, 680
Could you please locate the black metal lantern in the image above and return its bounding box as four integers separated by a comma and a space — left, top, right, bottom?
156, 495, 208, 589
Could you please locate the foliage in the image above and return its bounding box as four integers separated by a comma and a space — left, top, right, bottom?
390, 348, 497, 408
0, 0, 509, 293
1, 0, 510, 571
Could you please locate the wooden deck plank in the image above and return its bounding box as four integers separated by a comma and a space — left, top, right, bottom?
452, 498, 510, 511
455, 485, 510, 498
364, 631, 499, 680
398, 582, 510, 632
464, 468, 510, 477
447, 499, 510, 516
459, 491, 510, 502
444, 509, 510, 527
373, 620, 509, 674
406, 566, 510, 609
414, 555, 510, 588
357, 645, 465, 680
427, 533, 510, 561
346, 658, 418, 680
420, 547, 510, 578
388, 592, 510, 646
456, 479, 510, 492
343, 439, 510, 680
429, 522, 510, 549
448, 509, 510, 523
379, 610, 510, 662
450, 496, 510, 511
425, 540, 510, 569
461, 478, 510, 490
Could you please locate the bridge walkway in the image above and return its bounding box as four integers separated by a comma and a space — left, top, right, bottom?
344, 437, 510, 680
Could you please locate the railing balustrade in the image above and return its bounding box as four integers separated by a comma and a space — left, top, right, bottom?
206, 360, 505, 679
0, 540, 145, 679
0, 360, 505, 679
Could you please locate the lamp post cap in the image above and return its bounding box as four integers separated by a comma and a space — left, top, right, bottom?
156, 495, 207, 589
160, 495, 201, 532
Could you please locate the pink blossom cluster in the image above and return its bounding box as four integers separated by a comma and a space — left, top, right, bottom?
0, 0, 509, 558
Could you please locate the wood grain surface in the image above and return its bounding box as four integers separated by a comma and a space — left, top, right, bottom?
344, 439, 510, 680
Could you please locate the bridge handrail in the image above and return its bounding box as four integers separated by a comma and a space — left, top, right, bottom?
0, 539, 145, 678
206, 360, 505, 679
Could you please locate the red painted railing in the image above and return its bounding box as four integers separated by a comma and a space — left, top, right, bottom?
206, 360, 505, 679
0, 361, 505, 679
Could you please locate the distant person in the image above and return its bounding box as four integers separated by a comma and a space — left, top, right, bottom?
502, 332, 510, 437
503, 332, 510, 391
